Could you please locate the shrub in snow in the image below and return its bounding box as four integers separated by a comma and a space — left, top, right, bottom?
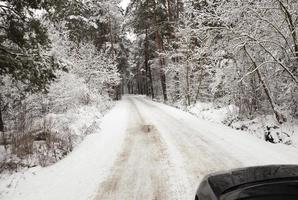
47, 72, 92, 113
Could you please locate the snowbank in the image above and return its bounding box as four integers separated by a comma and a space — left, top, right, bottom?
46, 105, 103, 137
0, 100, 128, 200
188, 102, 238, 123
187, 102, 298, 146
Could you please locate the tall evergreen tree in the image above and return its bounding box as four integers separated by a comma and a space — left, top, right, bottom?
0, 0, 67, 133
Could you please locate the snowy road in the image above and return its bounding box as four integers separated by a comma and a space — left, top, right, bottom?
94, 96, 298, 200
2, 96, 298, 200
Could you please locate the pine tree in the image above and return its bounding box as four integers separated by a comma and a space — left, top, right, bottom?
0, 0, 68, 134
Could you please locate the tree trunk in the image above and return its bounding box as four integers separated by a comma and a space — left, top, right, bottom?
148, 61, 154, 99
0, 96, 4, 133
0, 100, 8, 150
244, 46, 285, 124
176, 0, 180, 20
144, 28, 150, 96
161, 70, 167, 101
194, 69, 204, 103
109, 17, 116, 58
166, 0, 173, 21
137, 71, 142, 94
143, 2, 154, 99
156, 36, 168, 101
186, 63, 191, 106
278, 0, 298, 69
153, 0, 168, 101
0, 108, 3, 133
173, 70, 180, 101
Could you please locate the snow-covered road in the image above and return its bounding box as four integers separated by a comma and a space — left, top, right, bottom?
94, 96, 298, 200
2, 96, 298, 200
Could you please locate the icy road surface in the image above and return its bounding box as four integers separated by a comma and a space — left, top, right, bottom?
2, 96, 298, 200
95, 96, 298, 200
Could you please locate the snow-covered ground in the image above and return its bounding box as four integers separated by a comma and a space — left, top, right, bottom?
0, 103, 110, 169
188, 102, 298, 146
1, 96, 298, 200
0, 100, 129, 200
188, 102, 238, 123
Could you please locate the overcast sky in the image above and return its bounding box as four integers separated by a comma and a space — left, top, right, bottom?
119, 0, 130, 10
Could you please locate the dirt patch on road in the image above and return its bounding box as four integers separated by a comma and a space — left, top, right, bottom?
142, 124, 154, 133
95, 106, 172, 200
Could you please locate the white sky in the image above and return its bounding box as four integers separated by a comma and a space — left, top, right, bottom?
119, 0, 131, 10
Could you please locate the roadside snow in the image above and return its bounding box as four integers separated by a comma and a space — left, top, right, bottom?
0, 100, 129, 200
188, 102, 298, 146
0, 104, 108, 170
130, 96, 298, 199
188, 102, 238, 123
142, 97, 298, 165
47, 105, 103, 137
1, 96, 298, 200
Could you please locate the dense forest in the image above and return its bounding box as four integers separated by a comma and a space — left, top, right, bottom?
0, 0, 297, 170
124, 0, 297, 120
0, 0, 123, 169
